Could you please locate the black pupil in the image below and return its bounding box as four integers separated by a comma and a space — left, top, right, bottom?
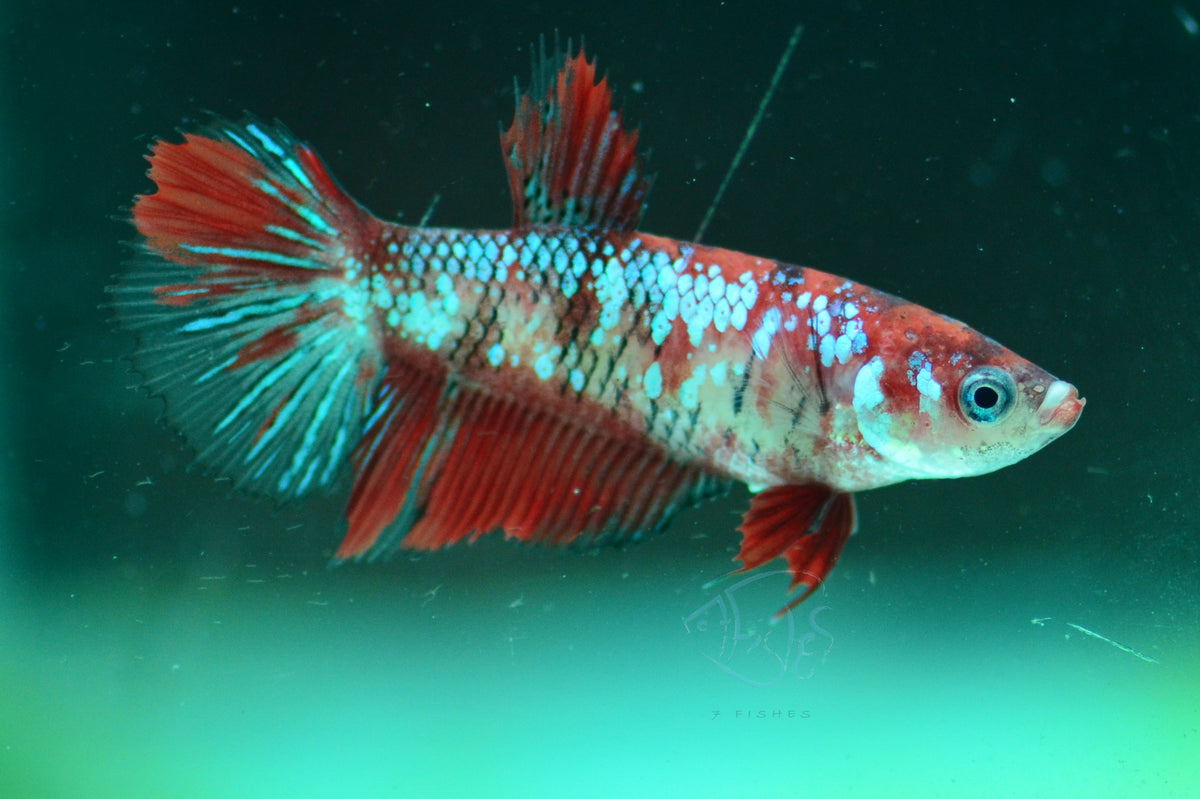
973, 385, 1000, 409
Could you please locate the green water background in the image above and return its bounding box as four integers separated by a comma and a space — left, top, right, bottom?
2, 1, 1196, 796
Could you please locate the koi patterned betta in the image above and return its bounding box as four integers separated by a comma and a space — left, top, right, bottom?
115, 45, 1083, 612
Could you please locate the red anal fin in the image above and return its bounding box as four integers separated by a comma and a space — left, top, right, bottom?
734, 485, 857, 616
338, 352, 449, 558
500, 44, 651, 231
337, 365, 729, 560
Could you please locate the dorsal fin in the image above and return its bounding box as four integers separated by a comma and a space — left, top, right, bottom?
500, 44, 652, 231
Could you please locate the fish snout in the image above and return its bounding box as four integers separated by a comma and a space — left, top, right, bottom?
1037, 380, 1084, 429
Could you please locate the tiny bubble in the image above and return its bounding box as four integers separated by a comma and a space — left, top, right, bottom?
124, 491, 148, 518
968, 160, 995, 188
1041, 157, 1068, 187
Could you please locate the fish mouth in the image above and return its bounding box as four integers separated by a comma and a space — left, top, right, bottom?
1037, 380, 1085, 429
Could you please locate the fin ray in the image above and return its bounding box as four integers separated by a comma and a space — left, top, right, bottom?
501, 45, 652, 231
113, 118, 383, 500
338, 380, 730, 559
734, 485, 857, 614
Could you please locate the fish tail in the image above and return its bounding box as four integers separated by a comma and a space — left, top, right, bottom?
113, 118, 385, 499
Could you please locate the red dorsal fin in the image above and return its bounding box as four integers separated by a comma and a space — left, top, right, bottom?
500, 44, 652, 231
735, 485, 858, 616
336, 358, 729, 560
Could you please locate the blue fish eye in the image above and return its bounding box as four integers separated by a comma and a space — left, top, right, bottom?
959, 367, 1016, 424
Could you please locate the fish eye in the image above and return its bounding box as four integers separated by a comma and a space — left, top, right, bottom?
959, 367, 1016, 424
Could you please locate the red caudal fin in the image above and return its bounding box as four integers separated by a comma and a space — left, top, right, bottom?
338, 362, 731, 559
500, 42, 652, 231
113, 118, 385, 500
735, 485, 857, 616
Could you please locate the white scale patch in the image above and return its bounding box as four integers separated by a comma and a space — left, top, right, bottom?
625, 253, 763, 346
650, 310, 672, 345
710, 361, 727, 386
435, 272, 459, 316
561, 270, 579, 298
712, 298, 731, 332
391, 288, 456, 350
915, 358, 942, 417
818, 334, 836, 368
853, 355, 886, 411
802, 289, 870, 365
380, 233, 790, 411
708, 274, 725, 302
595, 256, 630, 333
534, 352, 555, 380
643, 361, 663, 399
685, 296, 715, 346
679, 363, 707, 409
752, 307, 782, 359
384, 232, 537, 356
487, 342, 505, 367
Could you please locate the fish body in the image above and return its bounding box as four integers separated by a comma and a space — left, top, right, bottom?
116, 47, 1083, 611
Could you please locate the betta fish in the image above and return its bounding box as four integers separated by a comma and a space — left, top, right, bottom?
113, 43, 1083, 613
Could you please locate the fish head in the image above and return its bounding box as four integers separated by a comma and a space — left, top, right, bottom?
849, 306, 1084, 482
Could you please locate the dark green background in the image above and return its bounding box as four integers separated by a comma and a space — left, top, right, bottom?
6, 0, 1195, 616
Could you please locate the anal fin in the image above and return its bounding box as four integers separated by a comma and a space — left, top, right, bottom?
337, 363, 730, 560
337, 348, 449, 558
735, 485, 857, 616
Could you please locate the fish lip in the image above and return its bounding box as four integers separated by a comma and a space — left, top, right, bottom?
1037, 380, 1085, 428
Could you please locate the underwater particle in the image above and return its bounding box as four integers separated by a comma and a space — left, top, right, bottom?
420, 583, 442, 608
124, 491, 148, 517
968, 160, 995, 188
1041, 157, 1068, 187
1174, 5, 1199, 35
1065, 622, 1159, 664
